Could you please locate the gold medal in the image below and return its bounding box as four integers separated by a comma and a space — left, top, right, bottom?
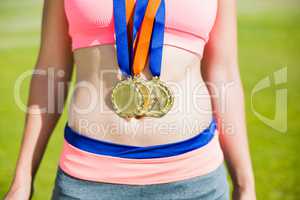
112, 0, 168, 118
133, 76, 153, 116
145, 76, 174, 117
111, 77, 144, 118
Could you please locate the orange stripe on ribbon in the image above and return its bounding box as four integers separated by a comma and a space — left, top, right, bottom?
132, 0, 161, 76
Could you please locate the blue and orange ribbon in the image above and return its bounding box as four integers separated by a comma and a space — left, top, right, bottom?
113, 0, 165, 77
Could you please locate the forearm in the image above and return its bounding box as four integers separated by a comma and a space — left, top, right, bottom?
216, 78, 255, 191
13, 70, 70, 184
202, 62, 255, 192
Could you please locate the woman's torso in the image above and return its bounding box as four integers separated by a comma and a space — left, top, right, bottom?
65, 0, 217, 146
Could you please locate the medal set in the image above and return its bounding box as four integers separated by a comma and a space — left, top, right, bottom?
111, 0, 173, 118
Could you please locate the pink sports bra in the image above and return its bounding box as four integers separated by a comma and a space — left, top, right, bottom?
64, 0, 218, 56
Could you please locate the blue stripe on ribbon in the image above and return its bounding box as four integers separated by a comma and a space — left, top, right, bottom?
149, 0, 165, 77
132, 0, 149, 45
64, 119, 216, 159
113, 0, 131, 76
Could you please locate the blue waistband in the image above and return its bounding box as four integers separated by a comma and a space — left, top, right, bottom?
64, 119, 216, 159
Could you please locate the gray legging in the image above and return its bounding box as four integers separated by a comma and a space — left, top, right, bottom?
51, 164, 229, 200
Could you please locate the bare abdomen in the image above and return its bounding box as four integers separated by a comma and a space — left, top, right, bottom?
67, 45, 213, 146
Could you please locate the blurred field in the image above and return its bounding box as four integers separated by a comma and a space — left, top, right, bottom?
0, 0, 299, 199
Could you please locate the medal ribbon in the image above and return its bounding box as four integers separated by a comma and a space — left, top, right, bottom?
132, 0, 165, 76
149, 0, 165, 77
113, 0, 165, 77
113, 0, 135, 76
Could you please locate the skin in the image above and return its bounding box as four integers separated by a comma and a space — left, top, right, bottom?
67, 45, 212, 145
5, 0, 256, 199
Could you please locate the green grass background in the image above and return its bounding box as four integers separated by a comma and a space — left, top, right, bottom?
0, 0, 299, 199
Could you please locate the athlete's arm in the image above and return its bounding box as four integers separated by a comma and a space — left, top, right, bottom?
201, 0, 256, 199
5, 0, 73, 199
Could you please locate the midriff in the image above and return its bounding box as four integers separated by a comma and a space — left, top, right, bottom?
67, 44, 213, 146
